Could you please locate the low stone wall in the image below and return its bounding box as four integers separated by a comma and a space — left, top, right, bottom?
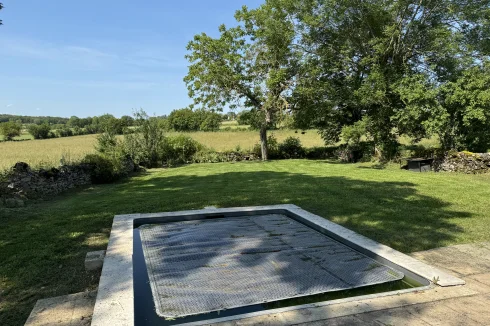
0, 162, 94, 207
435, 152, 490, 173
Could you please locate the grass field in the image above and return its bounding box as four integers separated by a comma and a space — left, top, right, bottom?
1, 160, 490, 325
0, 130, 324, 170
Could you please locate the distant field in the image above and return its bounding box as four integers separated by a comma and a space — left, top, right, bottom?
0, 130, 324, 170
0, 134, 97, 170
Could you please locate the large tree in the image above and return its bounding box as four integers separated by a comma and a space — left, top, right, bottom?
0, 121, 21, 141
287, 0, 490, 156
184, 3, 298, 160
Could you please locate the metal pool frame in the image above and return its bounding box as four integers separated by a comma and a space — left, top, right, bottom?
91, 204, 465, 326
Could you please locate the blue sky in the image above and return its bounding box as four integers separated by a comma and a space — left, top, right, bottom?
0, 0, 263, 117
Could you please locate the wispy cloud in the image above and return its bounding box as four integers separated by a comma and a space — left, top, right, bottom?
0, 36, 186, 70
6, 104, 13, 108
0, 37, 118, 69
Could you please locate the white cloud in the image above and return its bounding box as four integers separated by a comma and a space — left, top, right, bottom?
6, 104, 13, 108
0, 37, 118, 69
36, 108, 41, 111
0, 36, 185, 70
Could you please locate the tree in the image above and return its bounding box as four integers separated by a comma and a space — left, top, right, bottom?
287, 0, 490, 158
67, 116, 81, 128
184, 3, 298, 160
0, 3, 3, 26
199, 111, 222, 131
0, 121, 21, 140
120, 115, 134, 128
168, 108, 200, 131
396, 63, 490, 152
28, 123, 51, 139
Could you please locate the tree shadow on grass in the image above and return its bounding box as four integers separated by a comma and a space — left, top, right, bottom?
0, 169, 473, 325
120, 171, 470, 253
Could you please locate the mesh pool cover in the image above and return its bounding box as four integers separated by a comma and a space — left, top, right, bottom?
139, 214, 404, 318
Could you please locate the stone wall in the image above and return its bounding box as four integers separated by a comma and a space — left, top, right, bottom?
0, 162, 94, 207
435, 152, 490, 173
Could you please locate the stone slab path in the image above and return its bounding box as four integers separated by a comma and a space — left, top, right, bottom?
24, 291, 96, 326
295, 242, 490, 326
24, 243, 490, 325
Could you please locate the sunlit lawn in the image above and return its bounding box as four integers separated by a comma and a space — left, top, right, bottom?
1, 159, 490, 325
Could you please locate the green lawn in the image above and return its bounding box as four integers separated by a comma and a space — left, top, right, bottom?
1, 160, 490, 325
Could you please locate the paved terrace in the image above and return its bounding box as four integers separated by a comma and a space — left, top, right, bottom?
25, 242, 490, 326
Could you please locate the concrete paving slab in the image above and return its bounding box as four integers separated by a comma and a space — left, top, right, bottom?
442, 294, 490, 325
467, 273, 490, 289
211, 284, 477, 326
411, 246, 489, 276
24, 291, 96, 326
355, 308, 432, 326
295, 315, 374, 326
406, 302, 480, 326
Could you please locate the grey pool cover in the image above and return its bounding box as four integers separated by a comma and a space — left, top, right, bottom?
139, 214, 404, 318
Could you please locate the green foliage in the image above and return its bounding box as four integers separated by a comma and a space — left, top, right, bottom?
341, 118, 371, 146
0, 121, 21, 141
396, 63, 490, 152
122, 110, 166, 168
81, 154, 121, 184
278, 137, 305, 159
27, 123, 52, 140
167, 108, 223, 132
184, 2, 299, 159
237, 110, 264, 129
253, 134, 279, 159
199, 111, 222, 131
96, 131, 119, 154
168, 108, 200, 131
161, 135, 203, 166
56, 126, 74, 138
286, 0, 490, 157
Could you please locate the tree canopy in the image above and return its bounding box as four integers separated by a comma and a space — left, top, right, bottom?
184, 3, 299, 159
185, 0, 490, 156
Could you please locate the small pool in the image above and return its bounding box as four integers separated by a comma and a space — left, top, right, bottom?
92, 205, 462, 326
133, 212, 427, 326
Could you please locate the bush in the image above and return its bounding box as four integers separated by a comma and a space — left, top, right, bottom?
28, 123, 52, 139
56, 126, 73, 138
192, 149, 227, 163
253, 134, 279, 159
278, 137, 305, 159
161, 135, 203, 166
82, 154, 120, 184
0, 121, 22, 141
122, 111, 166, 168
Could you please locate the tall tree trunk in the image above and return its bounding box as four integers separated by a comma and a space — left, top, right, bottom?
260, 125, 268, 160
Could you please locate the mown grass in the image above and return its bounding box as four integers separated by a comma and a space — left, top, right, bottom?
0, 130, 324, 170
1, 160, 490, 325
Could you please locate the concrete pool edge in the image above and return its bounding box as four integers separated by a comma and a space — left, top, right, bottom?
90, 204, 465, 326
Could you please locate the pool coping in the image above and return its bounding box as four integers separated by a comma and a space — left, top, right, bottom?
90, 204, 465, 326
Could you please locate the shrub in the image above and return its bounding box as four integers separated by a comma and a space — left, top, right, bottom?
253, 134, 279, 159
161, 135, 203, 166
123, 111, 166, 168
278, 137, 305, 159
192, 149, 226, 163
305, 146, 339, 159
96, 131, 119, 154
28, 123, 52, 139
56, 126, 73, 137
0, 121, 22, 141
82, 154, 120, 184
